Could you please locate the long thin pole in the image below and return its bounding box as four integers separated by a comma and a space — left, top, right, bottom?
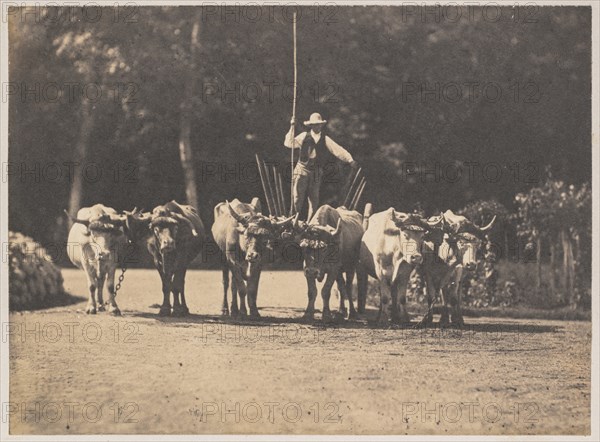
343, 167, 363, 208
255, 154, 275, 216
275, 168, 286, 216
271, 165, 283, 216
350, 179, 367, 211
290, 11, 297, 215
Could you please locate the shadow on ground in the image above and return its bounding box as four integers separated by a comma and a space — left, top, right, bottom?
127, 306, 560, 334
10, 291, 87, 312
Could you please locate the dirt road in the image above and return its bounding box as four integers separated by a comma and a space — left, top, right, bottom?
8, 269, 591, 435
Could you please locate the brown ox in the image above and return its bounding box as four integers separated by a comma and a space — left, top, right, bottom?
294, 205, 364, 321
212, 198, 294, 318
421, 210, 496, 327
124, 201, 205, 316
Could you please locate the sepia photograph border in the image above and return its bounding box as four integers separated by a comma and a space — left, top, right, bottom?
1, 0, 598, 441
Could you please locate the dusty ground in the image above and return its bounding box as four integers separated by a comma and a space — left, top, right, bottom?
8, 269, 591, 435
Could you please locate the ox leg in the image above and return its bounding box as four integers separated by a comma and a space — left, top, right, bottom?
337, 274, 347, 318
303, 275, 318, 321
230, 266, 247, 316
376, 280, 391, 326
356, 265, 368, 314
451, 268, 465, 327
106, 265, 121, 316
394, 272, 412, 325
439, 286, 451, 327
171, 273, 182, 315
95, 267, 106, 312
179, 268, 190, 316
389, 281, 401, 324
158, 270, 172, 316
345, 270, 358, 319
221, 267, 230, 316
336, 273, 354, 320
83, 264, 98, 315
246, 267, 262, 319
172, 269, 189, 317
238, 290, 248, 316
230, 276, 240, 317
321, 273, 336, 323
415, 268, 436, 328
179, 269, 190, 316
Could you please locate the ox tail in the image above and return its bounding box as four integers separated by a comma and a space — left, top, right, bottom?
356, 265, 368, 314
362, 203, 373, 231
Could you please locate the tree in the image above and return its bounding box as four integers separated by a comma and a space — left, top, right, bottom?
514, 176, 591, 307
177, 11, 202, 208
50, 13, 130, 219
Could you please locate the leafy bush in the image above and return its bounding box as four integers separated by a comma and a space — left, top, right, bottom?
9, 231, 66, 311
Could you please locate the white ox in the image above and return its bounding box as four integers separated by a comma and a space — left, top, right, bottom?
357, 207, 440, 325
66, 204, 128, 315
421, 210, 496, 327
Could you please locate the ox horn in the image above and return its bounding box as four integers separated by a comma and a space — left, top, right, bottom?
123, 207, 140, 216
108, 213, 127, 226
391, 209, 409, 225
292, 212, 300, 228
475, 215, 496, 232
330, 218, 342, 237
426, 213, 444, 228
226, 201, 247, 225
138, 211, 152, 220
272, 213, 296, 228
64, 209, 90, 226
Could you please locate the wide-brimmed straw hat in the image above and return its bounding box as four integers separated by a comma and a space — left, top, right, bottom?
304, 113, 327, 126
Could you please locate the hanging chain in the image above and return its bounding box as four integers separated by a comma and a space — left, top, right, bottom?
114, 241, 132, 298
114, 265, 127, 297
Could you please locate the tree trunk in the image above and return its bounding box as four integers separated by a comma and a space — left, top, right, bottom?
535, 235, 542, 289
561, 230, 576, 307
68, 97, 94, 219
178, 14, 201, 209
549, 242, 556, 300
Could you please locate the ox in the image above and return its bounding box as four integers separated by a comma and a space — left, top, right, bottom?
212, 198, 294, 318
125, 201, 205, 316
294, 205, 364, 321
356, 208, 440, 325
66, 204, 128, 315
421, 210, 496, 327
148, 201, 204, 316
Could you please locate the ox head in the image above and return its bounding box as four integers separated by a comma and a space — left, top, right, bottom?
149, 206, 199, 254
65, 210, 125, 263
298, 218, 342, 282
441, 210, 496, 271
283, 212, 309, 242
226, 201, 294, 263
278, 213, 302, 241
390, 210, 442, 266
121, 207, 153, 243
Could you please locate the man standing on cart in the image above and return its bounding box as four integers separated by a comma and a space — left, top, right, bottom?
284, 112, 358, 221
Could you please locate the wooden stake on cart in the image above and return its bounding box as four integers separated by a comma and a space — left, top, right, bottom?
343, 167, 363, 208
255, 154, 276, 216
350, 178, 367, 211
275, 168, 287, 216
